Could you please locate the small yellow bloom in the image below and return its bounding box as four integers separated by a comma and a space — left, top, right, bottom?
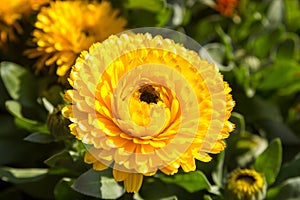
0, 0, 49, 46
226, 168, 266, 200
63, 31, 235, 193
25, 1, 127, 77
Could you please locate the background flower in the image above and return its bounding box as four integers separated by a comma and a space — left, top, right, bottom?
226, 168, 266, 200
0, 0, 49, 47
25, 1, 127, 76
215, 0, 239, 16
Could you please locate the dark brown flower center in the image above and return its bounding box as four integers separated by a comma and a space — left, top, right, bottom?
236, 174, 256, 184
82, 29, 91, 37
139, 85, 159, 104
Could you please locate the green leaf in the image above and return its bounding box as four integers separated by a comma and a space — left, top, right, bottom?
125, 10, 158, 27
248, 26, 283, 59
203, 194, 213, 200
5, 100, 49, 133
257, 60, 300, 92
254, 138, 282, 185
54, 178, 92, 200
284, 0, 300, 32
193, 15, 222, 43
267, 177, 300, 200
23, 132, 54, 144
100, 176, 125, 199
140, 178, 175, 200
275, 153, 300, 185
276, 35, 299, 60
125, 0, 166, 12
0, 62, 37, 107
0, 167, 48, 184
156, 5, 172, 27
216, 25, 234, 62
44, 150, 70, 167
158, 196, 178, 200
228, 0, 264, 42
0, 75, 10, 110
212, 151, 224, 187
157, 171, 211, 193
72, 169, 124, 199
233, 66, 254, 96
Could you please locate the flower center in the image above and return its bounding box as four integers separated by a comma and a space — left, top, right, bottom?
82, 29, 91, 37
236, 174, 256, 185
128, 84, 172, 129
139, 85, 159, 104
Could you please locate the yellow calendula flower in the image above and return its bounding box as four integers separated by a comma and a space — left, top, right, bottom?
25, 1, 127, 77
226, 168, 266, 200
62, 31, 235, 193
0, 0, 49, 46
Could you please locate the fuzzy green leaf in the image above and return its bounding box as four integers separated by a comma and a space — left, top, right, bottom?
0, 62, 37, 107
0, 167, 48, 184
276, 153, 300, 185
254, 138, 282, 185
54, 178, 90, 200
72, 169, 124, 199
267, 177, 300, 200
23, 132, 54, 144
5, 100, 49, 133
125, 0, 166, 12
157, 171, 211, 193
257, 60, 300, 92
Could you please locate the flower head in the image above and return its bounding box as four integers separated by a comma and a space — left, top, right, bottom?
0, 0, 49, 46
215, 0, 239, 16
226, 168, 266, 200
62, 30, 235, 193
25, 1, 127, 76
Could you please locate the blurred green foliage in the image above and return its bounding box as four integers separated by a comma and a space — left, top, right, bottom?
0, 0, 300, 199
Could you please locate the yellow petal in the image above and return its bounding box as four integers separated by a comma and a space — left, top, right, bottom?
160, 163, 179, 175
210, 140, 226, 154
113, 169, 129, 182
124, 173, 143, 193
180, 156, 196, 172
64, 90, 73, 103
84, 151, 97, 164
93, 161, 108, 171
61, 105, 72, 118
196, 153, 212, 162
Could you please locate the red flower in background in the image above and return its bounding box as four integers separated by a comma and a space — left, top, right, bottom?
215, 0, 238, 16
